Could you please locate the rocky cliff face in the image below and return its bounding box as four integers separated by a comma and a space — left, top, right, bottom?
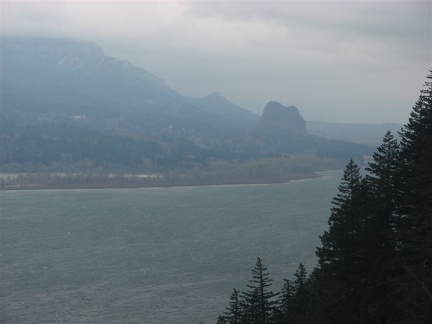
254, 101, 307, 136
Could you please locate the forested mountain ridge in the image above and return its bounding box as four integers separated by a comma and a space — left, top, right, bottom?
1, 37, 182, 106
1, 37, 256, 139
0, 120, 223, 173
1, 37, 375, 185
216, 71, 432, 323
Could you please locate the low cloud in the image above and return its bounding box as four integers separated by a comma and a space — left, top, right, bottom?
1, 0, 430, 123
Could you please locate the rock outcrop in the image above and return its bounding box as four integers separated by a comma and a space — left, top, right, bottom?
254, 101, 307, 136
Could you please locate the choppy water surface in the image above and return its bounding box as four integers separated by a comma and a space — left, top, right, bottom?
0, 171, 341, 323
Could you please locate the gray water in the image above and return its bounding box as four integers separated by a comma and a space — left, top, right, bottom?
0, 171, 342, 324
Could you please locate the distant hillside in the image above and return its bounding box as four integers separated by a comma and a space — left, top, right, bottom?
1, 37, 376, 179
1, 37, 183, 107
190, 92, 259, 133
0, 120, 242, 173
0, 37, 256, 140
306, 121, 403, 146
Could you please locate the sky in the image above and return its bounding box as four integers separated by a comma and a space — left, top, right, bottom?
1, 0, 431, 124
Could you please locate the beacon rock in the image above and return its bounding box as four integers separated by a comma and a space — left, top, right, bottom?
254, 101, 307, 136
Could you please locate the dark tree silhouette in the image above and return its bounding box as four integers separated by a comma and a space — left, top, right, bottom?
222, 289, 243, 324
241, 257, 277, 324
364, 131, 402, 322
274, 279, 295, 324
316, 158, 370, 323
396, 70, 432, 322
292, 263, 309, 323
217, 71, 432, 324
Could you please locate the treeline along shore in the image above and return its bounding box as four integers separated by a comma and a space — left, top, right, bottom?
0, 168, 320, 190
0, 152, 343, 190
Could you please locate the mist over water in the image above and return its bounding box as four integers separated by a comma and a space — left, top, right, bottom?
1, 171, 341, 323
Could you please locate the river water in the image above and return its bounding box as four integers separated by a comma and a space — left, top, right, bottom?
0, 171, 342, 323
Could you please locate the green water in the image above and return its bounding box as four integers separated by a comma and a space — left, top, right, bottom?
0, 171, 341, 323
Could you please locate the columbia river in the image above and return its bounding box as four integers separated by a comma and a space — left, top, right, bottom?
0, 171, 342, 323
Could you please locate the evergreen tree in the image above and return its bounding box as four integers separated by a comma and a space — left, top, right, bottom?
292, 263, 309, 323
397, 70, 432, 322
274, 279, 295, 324
241, 257, 277, 324
316, 158, 370, 323
223, 289, 243, 324
366, 130, 400, 206
305, 268, 327, 323
274, 265, 311, 324
217, 71, 432, 323
216, 315, 228, 324
364, 131, 402, 322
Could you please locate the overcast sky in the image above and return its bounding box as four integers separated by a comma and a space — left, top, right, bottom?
1, 0, 431, 123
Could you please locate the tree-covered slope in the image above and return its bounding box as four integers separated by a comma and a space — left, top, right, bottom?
216, 70, 432, 324
0, 120, 216, 172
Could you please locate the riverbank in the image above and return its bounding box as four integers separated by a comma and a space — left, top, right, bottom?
0, 172, 319, 191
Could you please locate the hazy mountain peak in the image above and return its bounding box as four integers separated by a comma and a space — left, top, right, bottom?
190, 92, 259, 128
201, 91, 230, 103
1, 37, 182, 106
207, 91, 223, 97
254, 101, 306, 135
2, 37, 105, 67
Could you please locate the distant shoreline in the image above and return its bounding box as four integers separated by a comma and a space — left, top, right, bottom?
0, 172, 320, 191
